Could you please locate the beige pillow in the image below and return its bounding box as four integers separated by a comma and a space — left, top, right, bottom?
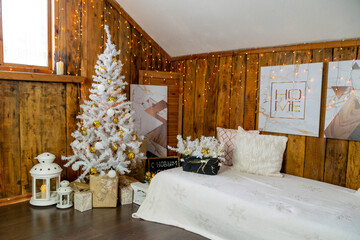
232, 127, 287, 177
216, 127, 259, 166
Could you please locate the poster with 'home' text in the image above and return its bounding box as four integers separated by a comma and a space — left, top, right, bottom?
258, 63, 323, 137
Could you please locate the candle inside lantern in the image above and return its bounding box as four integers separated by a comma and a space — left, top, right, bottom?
56, 61, 64, 75
41, 184, 46, 199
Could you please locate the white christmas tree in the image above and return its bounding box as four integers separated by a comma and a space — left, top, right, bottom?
62, 25, 143, 181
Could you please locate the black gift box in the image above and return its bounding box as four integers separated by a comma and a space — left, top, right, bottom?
182, 155, 220, 175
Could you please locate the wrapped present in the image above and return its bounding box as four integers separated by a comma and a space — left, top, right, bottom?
131, 182, 149, 205
90, 174, 118, 208
74, 191, 92, 212
72, 182, 92, 212
118, 175, 139, 205
182, 155, 221, 175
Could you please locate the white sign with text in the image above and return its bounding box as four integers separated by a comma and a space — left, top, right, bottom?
258, 63, 323, 136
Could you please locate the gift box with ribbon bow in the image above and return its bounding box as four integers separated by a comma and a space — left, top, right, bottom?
90, 174, 119, 207
118, 175, 139, 205
72, 182, 92, 212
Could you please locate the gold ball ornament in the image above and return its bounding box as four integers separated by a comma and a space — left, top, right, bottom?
80, 126, 86, 131
128, 152, 135, 160
118, 130, 124, 137
112, 143, 119, 151
116, 87, 124, 93
201, 148, 208, 155
93, 120, 100, 128
112, 58, 117, 63
81, 130, 87, 136
89, 167, 97, 175
89, 146, 97, 153
99, 66, 106, 72
113, 117, 119, 124
108, 96, 115, 102
132, 134, 137, 140
91, 103, 97, 107
107, 79, 112, 84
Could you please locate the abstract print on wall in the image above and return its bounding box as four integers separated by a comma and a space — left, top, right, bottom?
324, 60, 360, 141
258, 63, 323, 136
130, 84, 168, 157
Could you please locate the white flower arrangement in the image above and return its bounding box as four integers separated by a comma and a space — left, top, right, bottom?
168, 135, 225, 161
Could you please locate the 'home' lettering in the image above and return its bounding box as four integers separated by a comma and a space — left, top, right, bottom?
274, 89, 302, 112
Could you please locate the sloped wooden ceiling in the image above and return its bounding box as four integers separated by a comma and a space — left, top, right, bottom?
117, 0, 360, 57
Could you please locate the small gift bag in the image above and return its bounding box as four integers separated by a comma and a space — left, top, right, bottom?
90, 174, 119, 207
72, 182, 92, 212
182, 156, 220, 175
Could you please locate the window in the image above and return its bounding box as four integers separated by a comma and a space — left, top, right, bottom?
0, 0, 52, 71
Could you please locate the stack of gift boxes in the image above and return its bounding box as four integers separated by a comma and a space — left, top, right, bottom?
71, 140, 150, 211
73, 160, 149, 211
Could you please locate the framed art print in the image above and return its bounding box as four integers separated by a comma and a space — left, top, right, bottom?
258, 63, 323, 137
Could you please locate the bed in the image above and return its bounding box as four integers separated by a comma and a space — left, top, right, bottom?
133, 166, 360, 240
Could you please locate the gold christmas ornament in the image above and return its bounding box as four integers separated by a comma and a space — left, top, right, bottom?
81, 130, 87, 136
118, 130, 124, 137
128, 152, 135, 160
91, 103, 97, 107
99, 66, 105, 72
112, 58, 117, 62
107, 79, 112, 84
112, 143, 119, 151
80, 126, 86, 131
90, 146, 97, 153
113, 117, 119, 124
89, 167, 97, 175
108, 96, 115, 102
133, 134, 137, 141
201, 148, 208, 155
93, 121, 100, 128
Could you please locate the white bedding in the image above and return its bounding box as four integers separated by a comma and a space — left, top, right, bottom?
133, 166, 360, 240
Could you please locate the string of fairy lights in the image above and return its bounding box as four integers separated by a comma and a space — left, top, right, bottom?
172, 42, 359, 133
54, 1, 358, 130
55, 0, 171, 77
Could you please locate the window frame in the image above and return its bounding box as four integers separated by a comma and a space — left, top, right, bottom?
0, 0, 53, 73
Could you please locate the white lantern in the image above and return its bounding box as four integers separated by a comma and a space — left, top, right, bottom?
56, 180, 73, 209
30, 152, 62, 206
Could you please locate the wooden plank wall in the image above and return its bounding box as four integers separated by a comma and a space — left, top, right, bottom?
171, 46, 360, 190
0, 0, 170, 200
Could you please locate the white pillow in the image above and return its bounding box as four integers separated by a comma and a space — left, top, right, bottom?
232, 127, 288, 177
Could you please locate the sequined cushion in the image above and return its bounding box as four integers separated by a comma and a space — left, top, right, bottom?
216, 127, 259, 165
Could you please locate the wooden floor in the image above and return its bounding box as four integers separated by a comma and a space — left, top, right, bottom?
0, 201, 208, 240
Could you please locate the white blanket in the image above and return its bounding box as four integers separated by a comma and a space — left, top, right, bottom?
133, 167, 360, 240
